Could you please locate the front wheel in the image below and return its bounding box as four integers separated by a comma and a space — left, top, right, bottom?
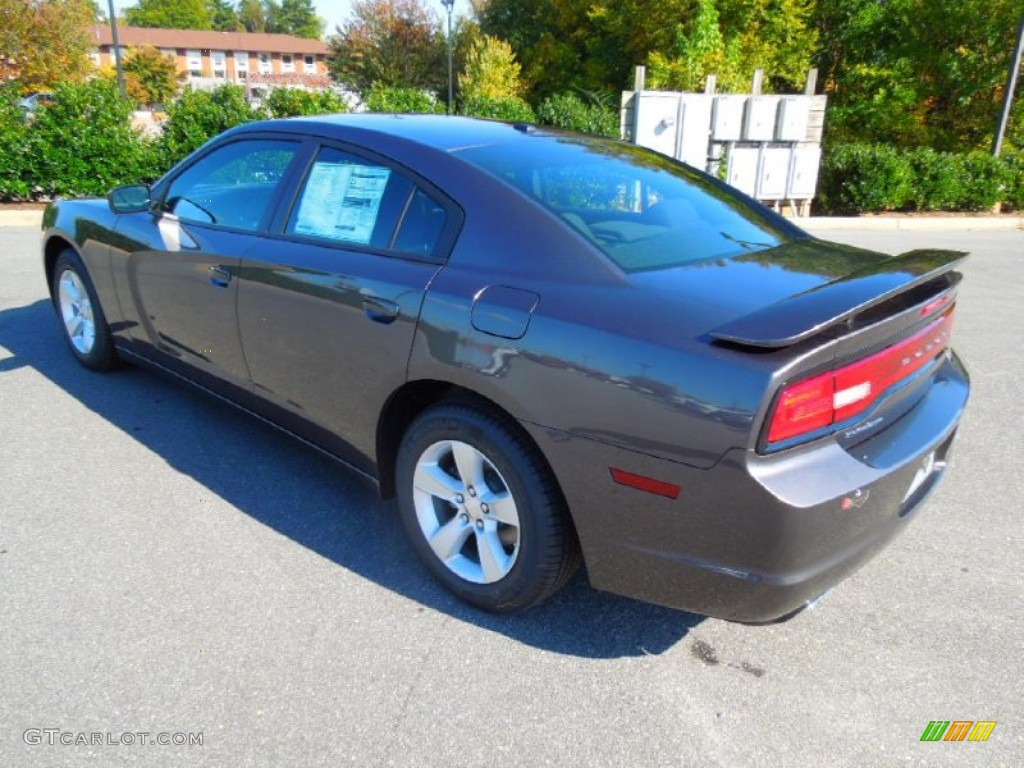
395, 402, 580, 612
52, 249, 118, 371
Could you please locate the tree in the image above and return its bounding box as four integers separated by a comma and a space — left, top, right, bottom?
238, 0, 266, 32
0, 0, 96, 91
269, 0, 323, 39
124, 0, 213, 30
646, 0, 817, 93
458, 34, 524, 102
328, 0, 445, 97
121, 46, 185, 106
206, 0, 240, 31
815, 0, 1023, 151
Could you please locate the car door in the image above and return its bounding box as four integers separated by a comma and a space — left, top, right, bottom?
236, 144, 458, 471
112, 137, 305, 391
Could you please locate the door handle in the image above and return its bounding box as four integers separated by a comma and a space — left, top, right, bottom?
208, 265, 231, 288
362, 296, 400, 324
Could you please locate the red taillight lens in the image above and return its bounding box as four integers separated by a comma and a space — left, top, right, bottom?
767, 309, 955, 444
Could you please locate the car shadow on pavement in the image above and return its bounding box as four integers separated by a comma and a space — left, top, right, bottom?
0, 299, 703, 658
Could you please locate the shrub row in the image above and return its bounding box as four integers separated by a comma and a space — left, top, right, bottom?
819, 143, 1024, 214
1, 81, 623, 202
0, 81, 351, 201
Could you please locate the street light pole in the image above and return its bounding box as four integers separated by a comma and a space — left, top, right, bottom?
993, 15, 1024, 157
441, 0, 454, 114
106, 0, 127, 99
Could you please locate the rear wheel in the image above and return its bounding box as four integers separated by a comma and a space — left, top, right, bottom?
395, 402, 580, 612
52, 250, 118, 371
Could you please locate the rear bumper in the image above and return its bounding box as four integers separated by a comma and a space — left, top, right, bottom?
525, 352, 969, 622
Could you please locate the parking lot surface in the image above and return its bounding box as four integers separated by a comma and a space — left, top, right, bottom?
1, 224, 1021, 767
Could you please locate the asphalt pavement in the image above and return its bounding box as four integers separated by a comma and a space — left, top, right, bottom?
1, 223, 1021, 767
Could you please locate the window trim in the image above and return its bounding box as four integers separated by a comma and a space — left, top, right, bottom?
152, 136, 313, 236
270, 139, 463, 264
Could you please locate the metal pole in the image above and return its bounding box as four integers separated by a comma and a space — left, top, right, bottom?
107, 0, 127, 99
993, 15, 1024, 157
444, 0, 454, 114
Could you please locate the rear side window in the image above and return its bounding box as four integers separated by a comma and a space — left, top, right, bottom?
458, 139, 796, 272
162, 140, 299, 232
288, 146, 449, 257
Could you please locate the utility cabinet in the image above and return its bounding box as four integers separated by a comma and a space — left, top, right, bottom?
677, 94, 713, 168
625, 79, 826, 215
776, 96, 811, 142
788, 147, 822, 199
633, 92, 683, 158
726, 147, 759, 198
743, 97, 780, 141
711, 96, 745, 141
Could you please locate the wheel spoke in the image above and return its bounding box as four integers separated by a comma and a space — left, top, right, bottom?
476, 528, 511, 582
428, 515, 472, 562
414, 462, 463, 502
451, 442, 485, 488
481, 491, 518, 526
66, 314, 83, 338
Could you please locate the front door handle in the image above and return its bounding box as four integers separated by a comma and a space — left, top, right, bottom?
208, 265, 231, 288
362, 296, 400, 324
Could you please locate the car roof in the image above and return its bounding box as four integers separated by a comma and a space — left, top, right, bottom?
232, 113, 566, 153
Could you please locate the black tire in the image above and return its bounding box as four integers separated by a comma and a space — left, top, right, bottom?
51, 249, 118, 371
395, 401, 581, 612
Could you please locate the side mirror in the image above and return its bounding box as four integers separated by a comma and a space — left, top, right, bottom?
108, 184, 152, 214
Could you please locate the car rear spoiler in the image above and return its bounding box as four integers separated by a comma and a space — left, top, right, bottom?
710, 249, 968, 348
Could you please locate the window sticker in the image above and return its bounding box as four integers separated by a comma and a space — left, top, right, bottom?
293, 162, 391, 244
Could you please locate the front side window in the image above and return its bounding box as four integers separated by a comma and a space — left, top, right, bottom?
281, 54, 294, 73
162, 140, 299, 232
258, 53, 272, 74
287, 147, 448, 256
303, 55, 316, 74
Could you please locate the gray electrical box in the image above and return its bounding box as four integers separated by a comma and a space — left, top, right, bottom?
743, 96, 780, 141
788, 147, 822, 198
677, 94, 713, 168
776, 97, 811, 142
726, 147, 759, 197
633, 92, 682, 158
711, 96, 745, 141
758, 147, 791, 200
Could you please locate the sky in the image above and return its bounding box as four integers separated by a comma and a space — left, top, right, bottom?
108, 1, 475, 38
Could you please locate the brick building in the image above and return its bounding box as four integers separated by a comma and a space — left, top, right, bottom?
89, 25, 332, 94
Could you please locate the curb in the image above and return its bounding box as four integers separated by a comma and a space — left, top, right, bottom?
795, 216, 1024, 232
0, 210, 44, 227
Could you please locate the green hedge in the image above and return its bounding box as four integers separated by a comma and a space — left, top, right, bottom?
819, 143, 1021, 214
0, 83, 359, 200
536, 92, 619, 138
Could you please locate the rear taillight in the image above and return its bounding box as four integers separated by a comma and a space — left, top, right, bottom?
767, 309, 955, 444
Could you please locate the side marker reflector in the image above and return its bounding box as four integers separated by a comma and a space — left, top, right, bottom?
609, 468, 681, 499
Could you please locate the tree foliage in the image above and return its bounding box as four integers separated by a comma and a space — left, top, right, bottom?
0, 0, 97, 91
329, 0, 444, 97
207, 0, 240, 31
267, 0, 324, 39
264, 87, 348, 116
458, 35, 524, 102
121, 46, 185, 107
816, 0, 1023, 151
124, 0, 213, 29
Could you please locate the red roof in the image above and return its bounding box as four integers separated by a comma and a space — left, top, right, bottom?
89, 25, 330, 55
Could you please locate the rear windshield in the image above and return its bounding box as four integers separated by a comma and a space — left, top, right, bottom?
457, 138, 797, 272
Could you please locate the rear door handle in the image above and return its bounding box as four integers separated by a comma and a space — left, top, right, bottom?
209, 265, 231, 288
362, 296, 400, 324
